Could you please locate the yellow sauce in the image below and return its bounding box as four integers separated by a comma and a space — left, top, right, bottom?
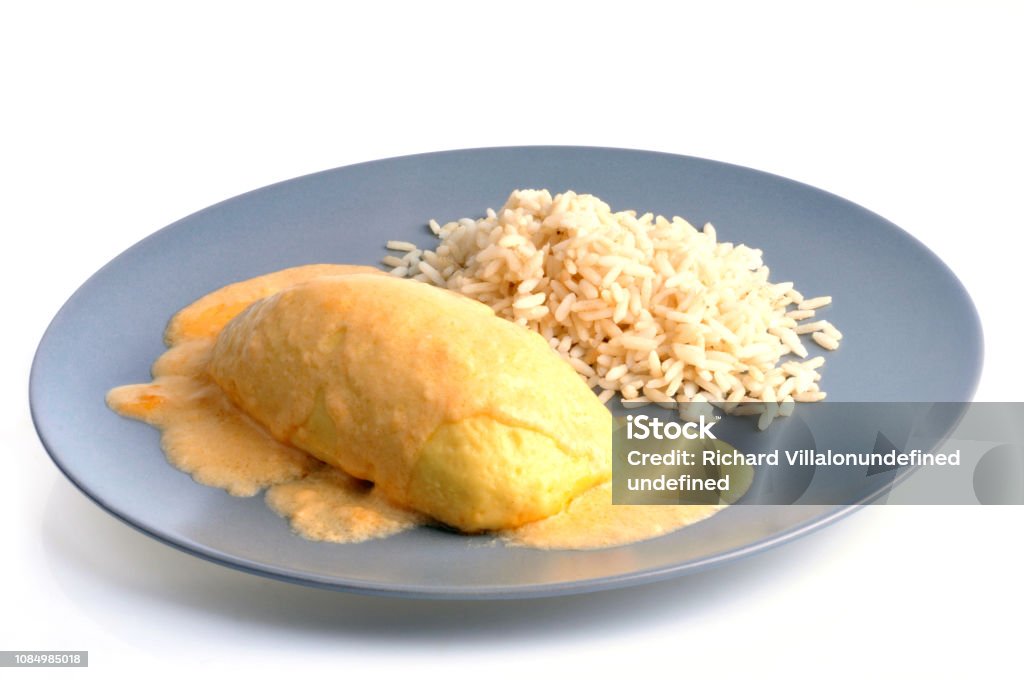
107, 264, 724, 549
504, 482, 721, 550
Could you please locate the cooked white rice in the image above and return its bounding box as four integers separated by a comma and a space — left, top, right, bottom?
385, 190, 840, 427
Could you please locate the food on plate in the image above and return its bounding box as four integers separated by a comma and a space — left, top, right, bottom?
111, 264, 710, 548
110, 187, 828, 550
386, 189, 841, 429
204, 271, 611, 532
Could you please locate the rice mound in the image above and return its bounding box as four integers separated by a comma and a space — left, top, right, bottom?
384, 189, 841, 429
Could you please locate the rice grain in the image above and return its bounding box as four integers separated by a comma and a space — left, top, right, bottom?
385, 189, 841, 412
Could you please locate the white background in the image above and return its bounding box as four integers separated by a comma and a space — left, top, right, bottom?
3, 2, 1022, 678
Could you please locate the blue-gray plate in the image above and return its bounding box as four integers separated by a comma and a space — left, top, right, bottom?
30, 147, 983, 599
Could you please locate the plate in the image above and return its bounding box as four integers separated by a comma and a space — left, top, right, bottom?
30, 147, 983, 599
